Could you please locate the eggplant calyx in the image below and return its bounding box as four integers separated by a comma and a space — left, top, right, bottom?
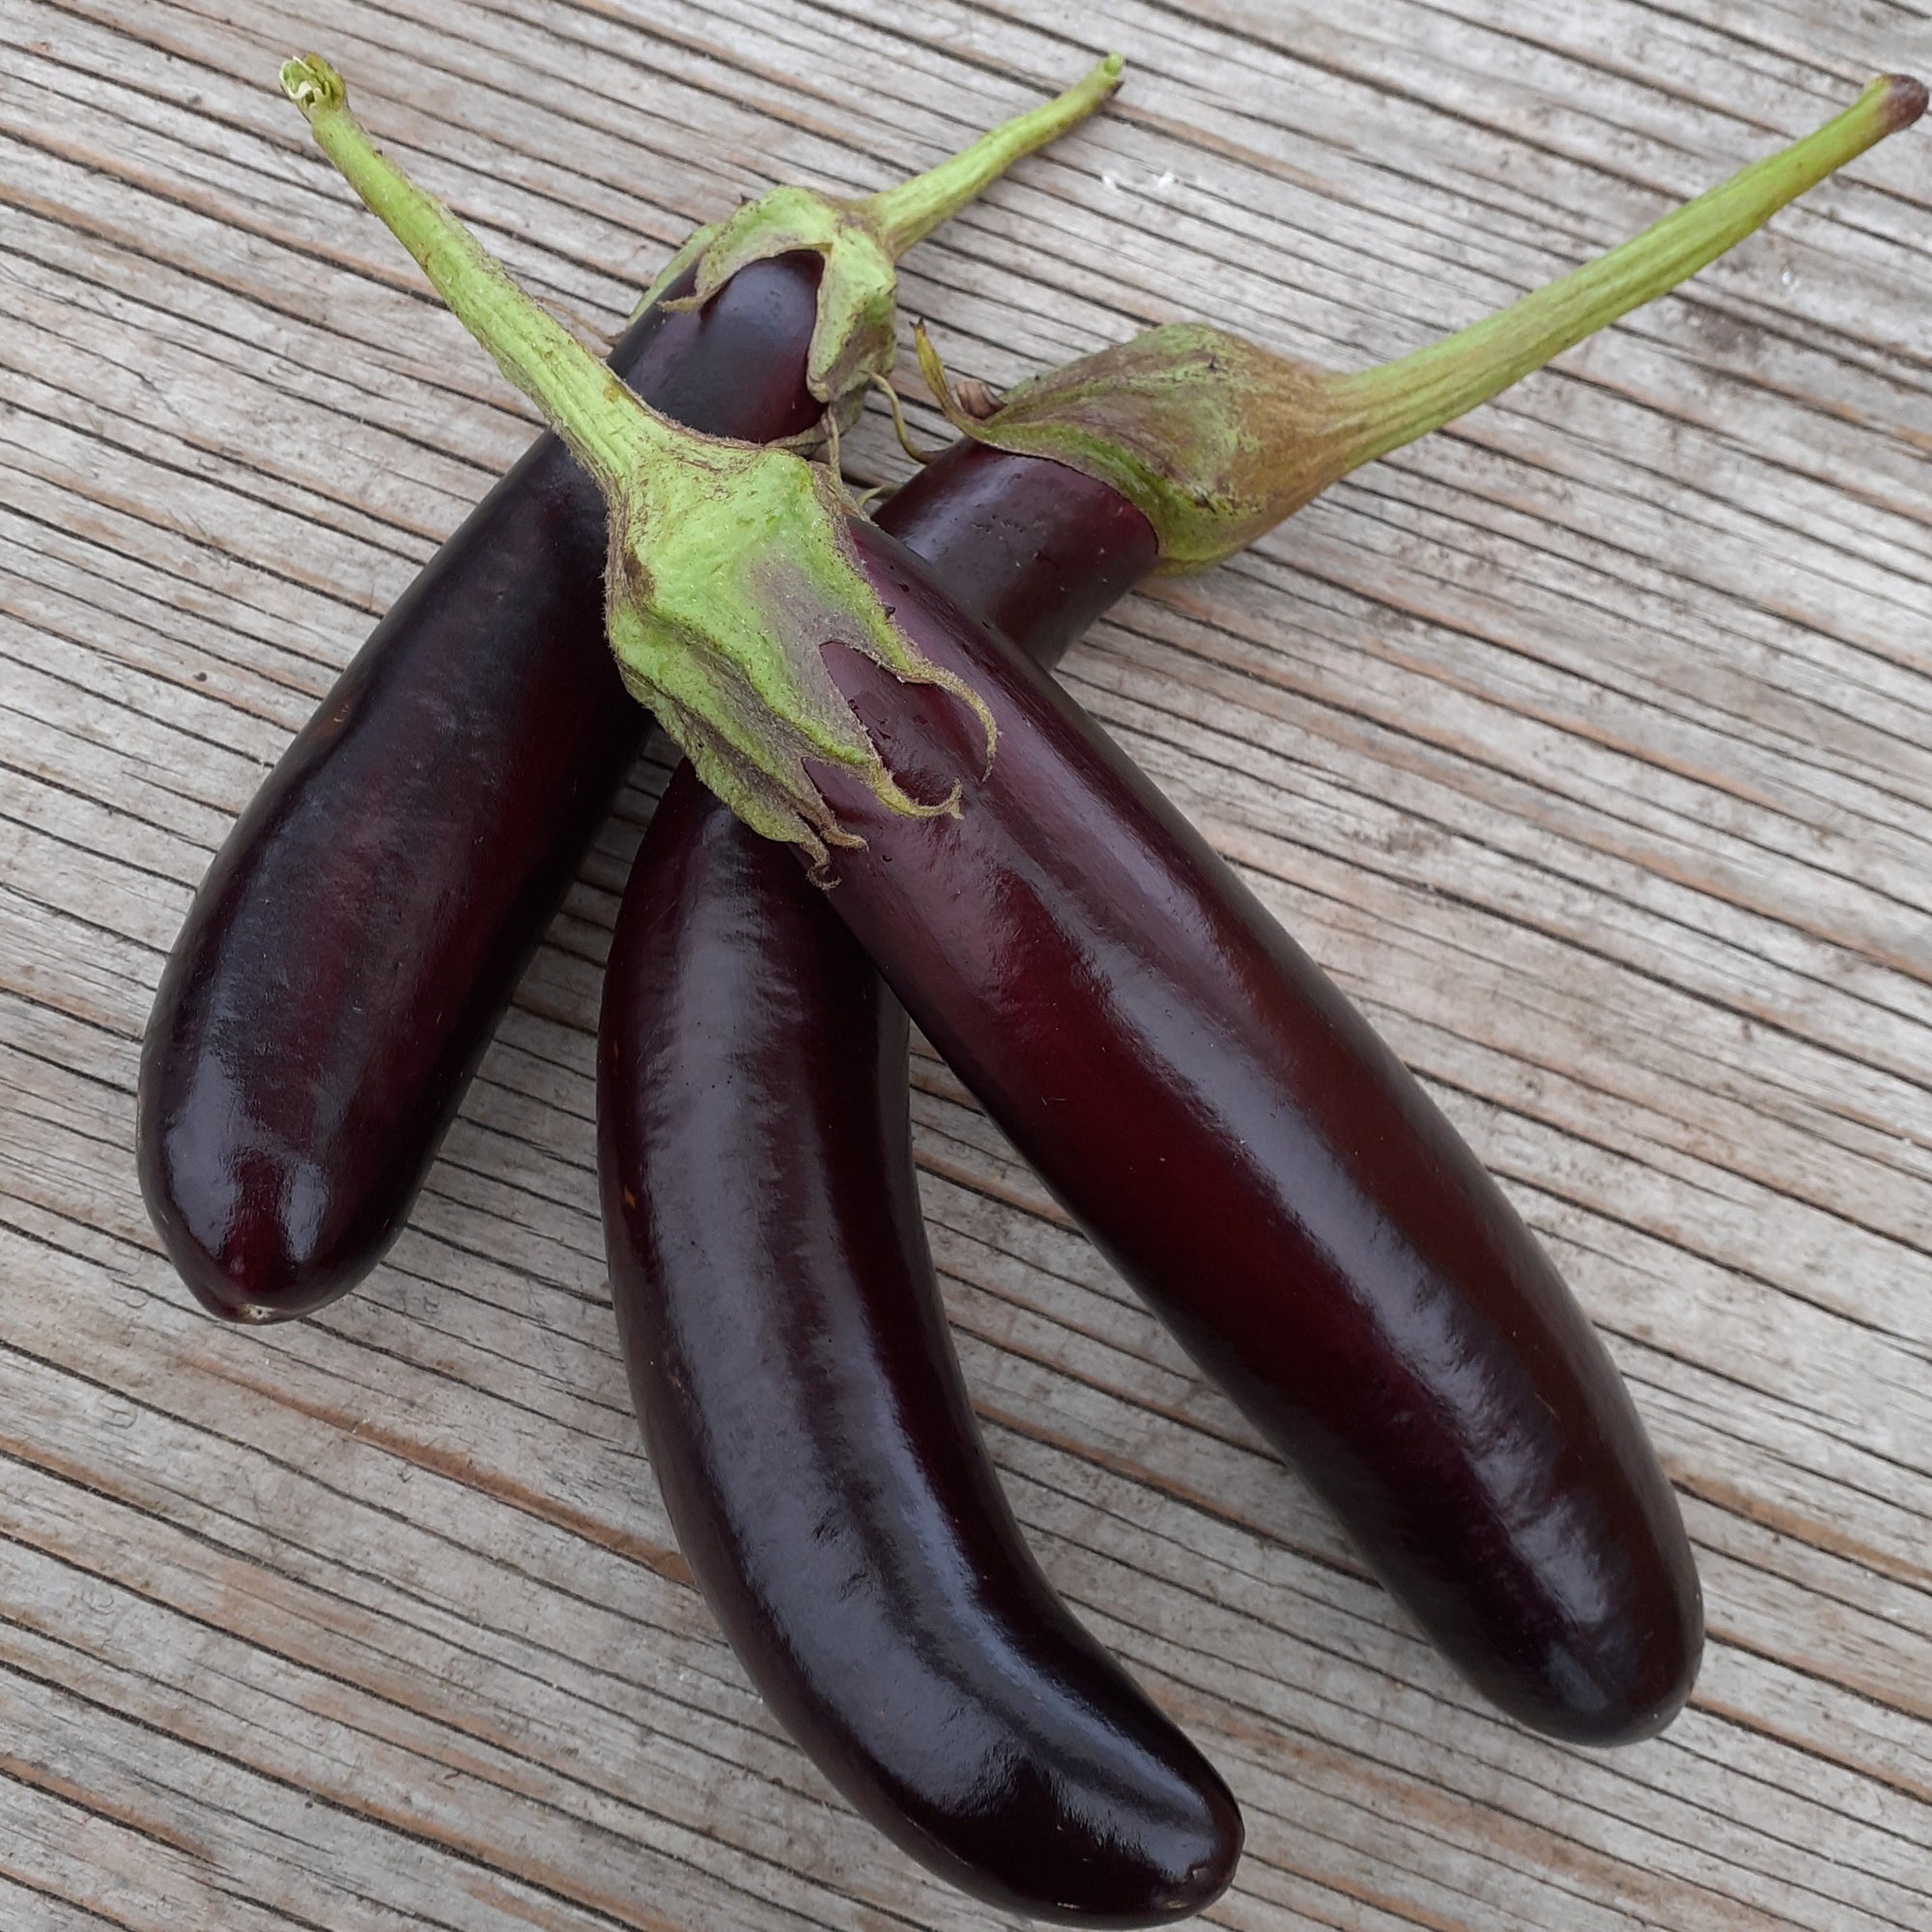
927, 73, 1924, 573
640, 54, 1124, 418
282, 54, 993, 867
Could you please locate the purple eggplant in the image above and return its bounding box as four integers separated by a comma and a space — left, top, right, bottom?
592, 83, 1922, 1748
139, 55, 1122, 1320
598, 472, 1240, 1917
272, 52, 1919, 1771
849, 490, 1705, 1743
138, 261, 818, 1320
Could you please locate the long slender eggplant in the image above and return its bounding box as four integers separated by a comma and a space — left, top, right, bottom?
281, 55, 1918, 1769
138, 55, 1122, 1321
843, 493, 1705, 1745
596, 460, 1239, 1928
137, 261, 813, 1321
622, 440, 1701, 1748
598, 81, 1922, 1748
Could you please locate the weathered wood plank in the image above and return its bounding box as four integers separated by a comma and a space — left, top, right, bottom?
3, 0, 1928, 1926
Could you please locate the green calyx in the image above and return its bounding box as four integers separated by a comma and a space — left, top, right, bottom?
926, 73, 1926, 573
601, 438, 993, 860
282, 54, 995, 867
642, 53, 1123, 419
919, 320, 1337, 575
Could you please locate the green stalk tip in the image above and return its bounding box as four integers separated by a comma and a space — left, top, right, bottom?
282, 55, 993, 864
1334, 71, 1931, 473
279, 50, 660, 494
280, 53, 343, 114
1878, 72, 1928, 132
867, 52, 1126, 256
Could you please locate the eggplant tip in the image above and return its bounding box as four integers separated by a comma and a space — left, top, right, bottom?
1072, 1774, 1244, 1927
147, 1184, 366, 1325
1540, 1591, 1706, 1748
953, 1742, 1242, 1924
182, 1264, 316, 1326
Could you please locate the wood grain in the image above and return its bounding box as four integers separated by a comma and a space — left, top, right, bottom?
2, 0, 1927, 1925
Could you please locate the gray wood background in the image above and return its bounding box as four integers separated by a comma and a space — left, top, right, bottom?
2, 1, 1928, 1925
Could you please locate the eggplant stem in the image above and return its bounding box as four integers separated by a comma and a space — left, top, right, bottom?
867, 53, 1123, 258
280, 55, 663, 497
281, 52, 999, 861
1330, 74, 1928, 466
949, 72, 1926, 573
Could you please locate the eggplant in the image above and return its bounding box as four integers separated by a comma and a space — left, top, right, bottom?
139, 55, 1122, 1321
137, 260, 820, 1321
598, 469, 1241, 1918
589, 84, 1921, 1746
290, 61, 1919, 1751
842, 490, 1707, 1743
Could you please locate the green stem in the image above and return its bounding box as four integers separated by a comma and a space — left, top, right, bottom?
867, 53, 1122, 256
1332, 73, 1926, 465
281, 56, 669, 495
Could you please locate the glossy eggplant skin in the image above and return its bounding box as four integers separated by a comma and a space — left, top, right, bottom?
600, 454, 1239, 1923
754, 492, 1699, 1748
137, 259, 825, 1321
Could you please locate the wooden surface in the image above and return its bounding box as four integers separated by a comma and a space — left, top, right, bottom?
3, 0, 1929, 1925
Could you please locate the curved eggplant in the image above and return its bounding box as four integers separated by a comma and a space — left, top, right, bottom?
748, 490, 1699, 1746
600, 454, 1240, 1922
137, 258, 825, 1321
